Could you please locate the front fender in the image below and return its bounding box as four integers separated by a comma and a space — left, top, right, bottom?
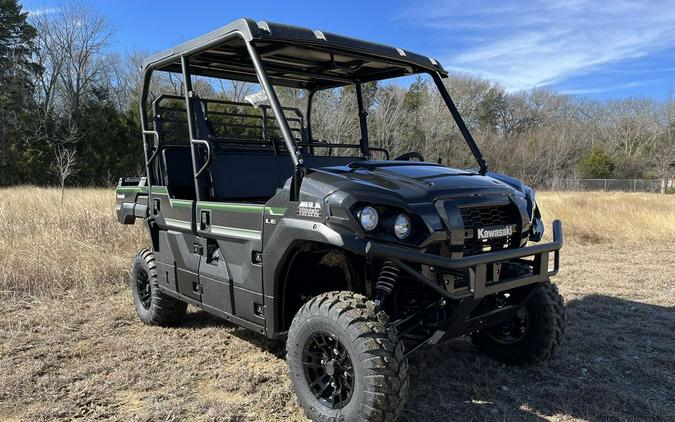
261, 218, 367, 337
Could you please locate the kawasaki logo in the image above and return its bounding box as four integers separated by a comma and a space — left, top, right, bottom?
477, 225, 515, 240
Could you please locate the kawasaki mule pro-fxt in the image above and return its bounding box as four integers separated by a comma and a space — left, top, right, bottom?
116, 18, 565, 422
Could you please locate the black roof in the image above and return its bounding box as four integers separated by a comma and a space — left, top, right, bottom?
142, 18, 448, 89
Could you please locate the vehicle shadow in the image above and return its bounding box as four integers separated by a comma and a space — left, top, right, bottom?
180, 309, 287, 357
400, 294, 675, 422
173, 295, 674, 421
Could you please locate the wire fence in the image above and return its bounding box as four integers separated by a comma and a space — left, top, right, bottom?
545, 178, 674, 193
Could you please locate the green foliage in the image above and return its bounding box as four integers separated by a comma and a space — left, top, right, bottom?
72, 88, 143, 185
579, 146, 615, 178
0, 0, 40, 185
0, 0, 37, 103
403, 76, 427, 111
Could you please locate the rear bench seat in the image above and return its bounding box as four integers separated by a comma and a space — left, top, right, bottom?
160, 146, 359, 203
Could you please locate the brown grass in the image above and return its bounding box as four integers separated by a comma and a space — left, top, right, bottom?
0, 188, 674, 421
537, 191, 675, 244
0, 186, 145, 298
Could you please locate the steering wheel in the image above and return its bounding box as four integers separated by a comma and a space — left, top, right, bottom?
394, 151, 424, 161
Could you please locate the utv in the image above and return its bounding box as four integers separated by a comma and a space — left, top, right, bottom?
117, 18, 565, 421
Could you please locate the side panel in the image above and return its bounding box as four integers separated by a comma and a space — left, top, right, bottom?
155, 231, 176, 291
199, 255, 233, 315
149, 185, 194, 232
196, 201, 277, 328
149, 185, 201, 302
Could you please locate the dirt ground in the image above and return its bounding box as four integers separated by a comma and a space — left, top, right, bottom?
1, 240, 673, 421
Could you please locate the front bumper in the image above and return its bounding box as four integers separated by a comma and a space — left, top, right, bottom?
365, 220, 563, 300
365, 220, 563, 344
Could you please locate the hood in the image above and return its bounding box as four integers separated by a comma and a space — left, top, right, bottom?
304, 161, 519, 203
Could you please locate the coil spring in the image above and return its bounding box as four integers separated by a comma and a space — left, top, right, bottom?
376, 261, 400, 298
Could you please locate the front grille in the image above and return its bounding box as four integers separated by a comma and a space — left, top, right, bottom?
460, 205, 515, 228
460, 204, 520, 256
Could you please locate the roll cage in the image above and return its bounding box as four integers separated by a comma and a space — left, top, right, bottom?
139, 18, 488, 201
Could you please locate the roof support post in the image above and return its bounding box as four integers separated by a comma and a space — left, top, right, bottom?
355, 83, 371, 158
245, 41, 305, 200
181, 55, 205, 203
139, 69, 154, 186
430, 71, 488, 175
305, 88, 316, 154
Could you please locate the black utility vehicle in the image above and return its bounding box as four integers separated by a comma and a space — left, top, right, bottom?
117, 18, 565, 422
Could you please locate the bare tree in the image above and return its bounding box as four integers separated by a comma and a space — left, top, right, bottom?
51, 2, 114, 118
106, 51, 146, 112
51, 123, 80, 204
52, 146, 78, 204
31, 11, 66, 119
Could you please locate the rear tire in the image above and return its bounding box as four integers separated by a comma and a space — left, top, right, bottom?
286, 291, 408, 422
472, 281, 565, 364
130, 249, 187, 326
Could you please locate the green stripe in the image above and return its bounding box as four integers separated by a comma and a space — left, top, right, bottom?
265, 207, 287, 216
149, 186, 191, 209
150, 186, 168, 194
117, 186, 145, 193
165, 218, 192, 230
198, 202, 264, 213
210, 225, 262, 240
170, 199, 193, 208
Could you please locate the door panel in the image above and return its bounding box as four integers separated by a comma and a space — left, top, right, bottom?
149, 185, 194, 232
148, 185, 201, 301
196, 201, 264, 325
167, 232, 202, 302
199, 253, 233, 315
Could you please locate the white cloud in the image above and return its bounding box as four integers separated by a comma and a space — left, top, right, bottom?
397, 0, 675, 91
27, 7, 57, 17
559, 80, 657, 96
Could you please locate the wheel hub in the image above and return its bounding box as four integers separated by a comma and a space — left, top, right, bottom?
324, 360, 337, 376
488, 306, 529, 344
302, 332, 355, 409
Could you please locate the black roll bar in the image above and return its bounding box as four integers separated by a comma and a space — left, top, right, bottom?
139, 29, 492, 200
355, 83, 371, 158
245, 41, 302, 170
430, 71, 488, 175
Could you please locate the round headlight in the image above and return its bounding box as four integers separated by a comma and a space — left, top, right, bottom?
394, 214, 412, 239
358, 206, 379, 231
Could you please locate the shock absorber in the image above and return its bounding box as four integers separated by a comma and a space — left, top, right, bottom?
373, 261, 400, 311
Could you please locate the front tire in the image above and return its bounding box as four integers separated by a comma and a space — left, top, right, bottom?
472, 281, 566, 364
286, 291, 408, 422
130, 249, 187, 326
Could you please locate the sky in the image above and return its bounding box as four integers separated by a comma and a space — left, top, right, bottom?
21, 0, 675, 99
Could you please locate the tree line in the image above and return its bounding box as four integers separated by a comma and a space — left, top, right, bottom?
1, 0, 673, 189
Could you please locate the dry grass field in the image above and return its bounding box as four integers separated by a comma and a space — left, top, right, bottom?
0, 187, 673, 421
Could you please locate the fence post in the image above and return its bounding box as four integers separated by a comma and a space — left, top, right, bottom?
604, 179, 607, 191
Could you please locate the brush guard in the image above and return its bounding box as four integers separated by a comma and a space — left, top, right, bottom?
365, 220, 563, 353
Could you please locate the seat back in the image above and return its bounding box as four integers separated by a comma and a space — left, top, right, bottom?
209, 151, 284, 202
162, 148, 195, 200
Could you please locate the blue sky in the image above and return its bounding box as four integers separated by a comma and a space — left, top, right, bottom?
22, 0, 675, 99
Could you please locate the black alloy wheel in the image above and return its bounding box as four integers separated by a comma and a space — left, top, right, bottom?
135, 268, 152, 309
302, 332, 355, 408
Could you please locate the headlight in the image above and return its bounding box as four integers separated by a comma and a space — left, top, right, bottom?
394, 214, 412, 239
358, 206, 379, 231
